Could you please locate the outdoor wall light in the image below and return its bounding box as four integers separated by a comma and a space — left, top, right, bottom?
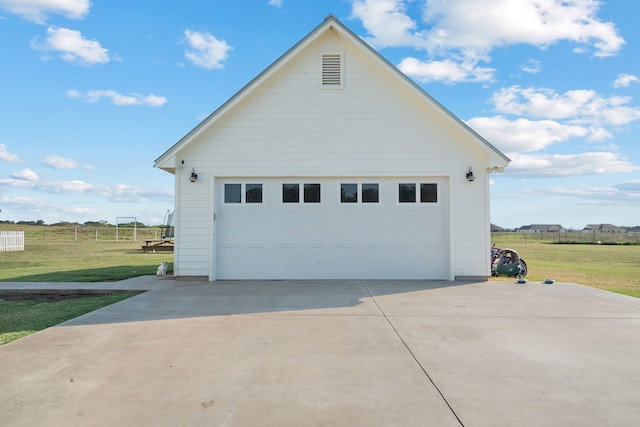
466, 167, 475, 182
189, 168, 198, 183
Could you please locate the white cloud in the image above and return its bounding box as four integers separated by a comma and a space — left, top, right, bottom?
0, 144, 19, 162
1, 195, 58, 209
0, 177, 94, 192
491, 86, 640, 126
43, 155, 93, 169
38, 179, 95, 193
0, 175, 174, 203
615, 180, 640, 192
466, 116, 609, 154
350, 0, 624, 84
10, 168, 39, 181
0, 195, 101, 217
520, 59, 541, 74
510, 185, 640, 208
33, 27, 110, 66
268, 0, 282, 7
397, 55, 495, 83
106, 184, 174, 203
613, 73, 639, 88
184, 29, 232, 70
67, 89, 168, 107
351, 0, 424, 47
0, 0, 89, 24
506, 152, 639, 177
421, 0, 624, 57
469, 85, 640, 178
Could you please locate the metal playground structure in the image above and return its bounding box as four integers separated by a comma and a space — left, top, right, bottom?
142, 210, 175, 253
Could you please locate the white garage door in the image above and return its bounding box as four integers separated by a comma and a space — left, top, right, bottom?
215, 178, 449, 279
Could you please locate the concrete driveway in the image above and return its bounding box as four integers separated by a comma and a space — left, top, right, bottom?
1, 279, 639, 426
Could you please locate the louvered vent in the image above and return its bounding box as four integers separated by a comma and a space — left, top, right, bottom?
321, 53, 342, 86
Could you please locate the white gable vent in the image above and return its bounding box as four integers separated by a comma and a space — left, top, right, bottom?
320, 52, 344, 88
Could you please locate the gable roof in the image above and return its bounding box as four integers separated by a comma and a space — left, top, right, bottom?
516, 224, 565, 232
583, 224, 624, 232
154, 14, 510, 172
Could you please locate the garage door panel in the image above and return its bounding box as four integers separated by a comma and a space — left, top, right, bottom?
219, 213, 264, 243
336, 215, 387, 244
339, 249, 382, 278
219, 245, 300, 278
307, 246, 358, 276
396, 213, 446, 245
282, 248, 325, 278
280, 214, 332, 243
216, 178, 449, 279
217, 246, 262, 278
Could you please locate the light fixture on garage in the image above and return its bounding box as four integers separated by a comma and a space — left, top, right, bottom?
466, 167, 475, 182
189, 168, 198, 183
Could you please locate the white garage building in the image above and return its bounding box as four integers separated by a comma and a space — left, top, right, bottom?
154, 15, 509, 281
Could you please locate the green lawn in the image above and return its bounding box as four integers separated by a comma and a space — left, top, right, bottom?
0, 226, 172, 345
0, 238, 172, 282
0, 293, 135, 345
491, 235, 640, 298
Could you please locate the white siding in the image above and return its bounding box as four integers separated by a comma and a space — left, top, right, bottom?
173, 168, 211, 277
451, 171, 492, 278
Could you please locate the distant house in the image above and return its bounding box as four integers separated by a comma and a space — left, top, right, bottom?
154, 15, 509, 281
627, 226, 640, 233
583, 224, 625, 233
515, 224, 566, 233
490, 223, 506, 232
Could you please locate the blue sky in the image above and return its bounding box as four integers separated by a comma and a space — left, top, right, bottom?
0, 0, 638, 229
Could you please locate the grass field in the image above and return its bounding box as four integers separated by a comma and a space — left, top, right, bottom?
0, 227, 173, 281
0, 293, 135, 345
491, 234, 640, 298
0, 225, 169, 345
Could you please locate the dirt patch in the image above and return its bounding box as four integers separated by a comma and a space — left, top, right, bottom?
0, 290, 141, 303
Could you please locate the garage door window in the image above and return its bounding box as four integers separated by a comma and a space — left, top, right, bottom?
362, 183, 379, 203
399, 183, 416, 203
283, 183, 321, 203
283, 184, 299, 203
304, 184, 321, 203
341, 183, 358, 203
399, 183, 438, 203
341, 183, 379, 203
246, 184, 263, 203
225, 183, 263, 204
224, 184, 242, 203
420, 183, 437, 203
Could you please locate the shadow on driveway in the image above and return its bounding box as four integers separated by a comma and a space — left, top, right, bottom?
61, 279, 472, 326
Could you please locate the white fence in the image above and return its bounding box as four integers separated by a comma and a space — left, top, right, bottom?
0, 231, 25, 252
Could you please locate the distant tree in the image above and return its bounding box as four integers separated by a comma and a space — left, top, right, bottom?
83, 220, 111, 227
50, 221, 81, 227
17, 220, 44, 226
119, 221, 147, 228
